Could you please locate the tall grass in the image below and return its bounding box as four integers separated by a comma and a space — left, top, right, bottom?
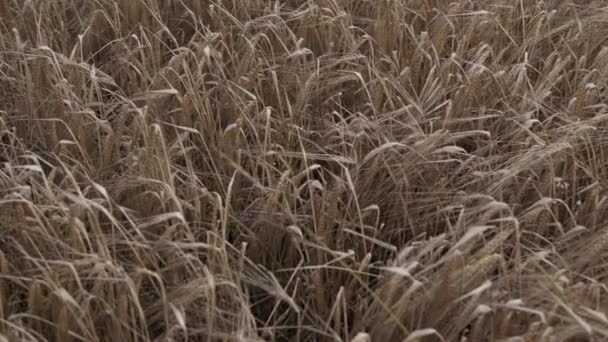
2, 0, 608, 341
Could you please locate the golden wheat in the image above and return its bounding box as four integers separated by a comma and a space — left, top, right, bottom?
3, 0, 608, 341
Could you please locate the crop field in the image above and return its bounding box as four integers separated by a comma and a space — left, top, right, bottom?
2, 0, 608, 341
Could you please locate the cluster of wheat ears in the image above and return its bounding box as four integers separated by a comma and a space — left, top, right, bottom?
2, 0, 608, 341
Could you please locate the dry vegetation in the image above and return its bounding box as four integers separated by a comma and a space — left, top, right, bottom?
3, 0, 608, 341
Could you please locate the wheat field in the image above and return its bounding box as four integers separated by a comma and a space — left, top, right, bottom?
1, 0, 608, 341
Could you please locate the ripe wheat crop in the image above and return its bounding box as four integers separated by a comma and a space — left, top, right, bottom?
2, 0, 608, 341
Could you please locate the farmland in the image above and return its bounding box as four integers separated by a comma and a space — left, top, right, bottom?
1, 0, 608, 341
